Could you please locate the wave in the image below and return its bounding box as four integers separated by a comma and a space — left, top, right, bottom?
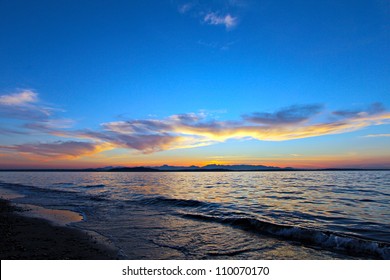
2, 181, 389, 259
181, 213, 390, 259
53, 182, 75, 186
137, 196, 217, 208
78, 184, 106, 188
89, 195, 109, 201
0, 182, 109, 203
0, 182, 77, 195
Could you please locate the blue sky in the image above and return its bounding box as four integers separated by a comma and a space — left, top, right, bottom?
0, 0, 389, 168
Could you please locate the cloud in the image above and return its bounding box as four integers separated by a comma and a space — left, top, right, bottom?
204, 12, 237, 29
363, 134, 390, 138
0, 90, 70, 137
0, 141, 111, 159
175, 1, 240, 30
178, 3, 194, 14
0, 126, 27, 135
70, 103, 390, 154
168, 112, 206, 123
24, 118, 75, 132
242, 104, 323, 125
332, 102, 385, 118
1, 89, 390, 159
80, 130, 182, 154
0, 89, 54, 121
102, 119, 173, 134
76, 116, 215, 154
0, 90, 38, 106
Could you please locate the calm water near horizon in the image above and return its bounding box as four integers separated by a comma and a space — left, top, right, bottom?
0, 171, 389, 259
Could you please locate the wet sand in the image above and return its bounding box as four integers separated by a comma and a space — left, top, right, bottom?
0, 199, 119, 259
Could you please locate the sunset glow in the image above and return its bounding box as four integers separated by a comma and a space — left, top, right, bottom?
1, 1, 389, 169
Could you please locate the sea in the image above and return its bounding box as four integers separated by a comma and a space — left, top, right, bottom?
0, 171, 389, 259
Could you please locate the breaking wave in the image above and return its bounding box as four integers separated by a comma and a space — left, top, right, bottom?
181, 212, 390, 259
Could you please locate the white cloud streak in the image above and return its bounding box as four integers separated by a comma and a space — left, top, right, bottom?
0, 90, 38, 106
0, 89, 56, 120
203, 12, 238, 29
175, 1, 240, 30
363, 134, 390, 138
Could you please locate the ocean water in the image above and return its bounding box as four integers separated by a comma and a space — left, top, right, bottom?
0, 171, 389, 259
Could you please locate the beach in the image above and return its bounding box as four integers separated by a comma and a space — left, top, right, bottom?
0, 198, 119, 260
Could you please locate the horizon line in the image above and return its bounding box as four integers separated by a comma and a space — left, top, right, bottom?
1, 164, 389, 172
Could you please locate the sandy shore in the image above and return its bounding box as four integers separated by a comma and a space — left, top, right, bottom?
0, 199, 119, 259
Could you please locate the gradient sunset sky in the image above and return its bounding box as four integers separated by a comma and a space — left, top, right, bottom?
1, 0, 390, 169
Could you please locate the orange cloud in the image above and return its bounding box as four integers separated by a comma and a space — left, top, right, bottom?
169, 110, 390, 142
66, 103, 390, 154
1, 90, 390, 160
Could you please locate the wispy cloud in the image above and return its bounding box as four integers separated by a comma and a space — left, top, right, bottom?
70, 103, 390, 154
243, 104, 323, 125
0, 141, 112, 159
332, 103, 385, 118
203, 12, 238, 29
75, 117, 215, 154
176, 1, 240, 30
363, 134, 390, 138
0, 89, 70, 134
0, 89, 58, 121
1, 90, 390, 159
178, 3, 194, 14
0, 90, 37, 106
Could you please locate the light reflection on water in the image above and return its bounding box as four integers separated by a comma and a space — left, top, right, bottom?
0, 171, 389, 259
1, 171, 390, 231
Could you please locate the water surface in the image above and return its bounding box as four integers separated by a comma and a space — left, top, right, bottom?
0, 171, 389, 259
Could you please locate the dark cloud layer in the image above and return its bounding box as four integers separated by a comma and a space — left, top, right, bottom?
332, 102, 386, 118
242, 104, 323, 125
0, 141, 108, 159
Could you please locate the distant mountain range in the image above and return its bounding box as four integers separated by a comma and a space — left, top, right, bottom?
151, 164, 294, 171
1, 164, 388, 172
83, 164, 293, 172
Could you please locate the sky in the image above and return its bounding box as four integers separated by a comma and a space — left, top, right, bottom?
0, 0, 390, 169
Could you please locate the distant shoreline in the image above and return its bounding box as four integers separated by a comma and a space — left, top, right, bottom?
0, 168, 389, 172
